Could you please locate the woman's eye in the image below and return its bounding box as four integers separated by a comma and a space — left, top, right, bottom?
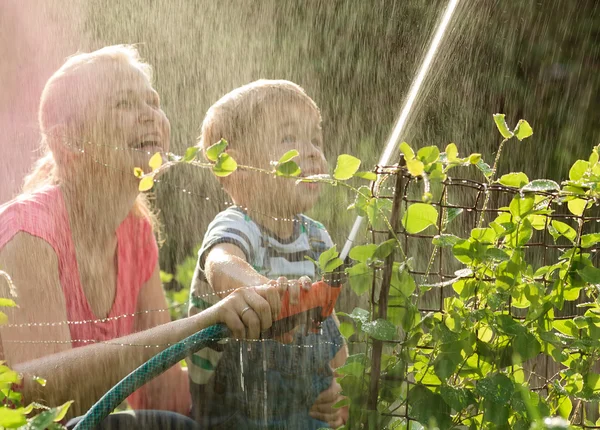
282, 135, 296, 144
116, 99, 133, 109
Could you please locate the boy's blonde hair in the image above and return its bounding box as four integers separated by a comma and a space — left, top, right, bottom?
200, 80, 320, 157
22, 45, 159, 231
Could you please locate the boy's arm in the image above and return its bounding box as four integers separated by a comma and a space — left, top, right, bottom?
204, 243, 270, 297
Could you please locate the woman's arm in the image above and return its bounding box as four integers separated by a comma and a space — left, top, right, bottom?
0, 233, 280, 418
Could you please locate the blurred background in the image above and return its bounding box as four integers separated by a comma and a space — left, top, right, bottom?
1, 0, 599, 313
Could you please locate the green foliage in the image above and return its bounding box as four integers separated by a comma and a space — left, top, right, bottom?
333, 118, 600, 429
158, 115, 599, 428
0, 276, 72, 429
334, 155, 362, 180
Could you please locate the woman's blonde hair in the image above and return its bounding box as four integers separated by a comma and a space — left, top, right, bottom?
22, 45, 159, 231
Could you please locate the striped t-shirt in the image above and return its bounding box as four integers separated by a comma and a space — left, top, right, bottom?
186, 207, 343, 428
189, 206, 333, 314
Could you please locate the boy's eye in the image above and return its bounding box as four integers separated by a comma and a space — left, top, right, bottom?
281, 135, 296, 144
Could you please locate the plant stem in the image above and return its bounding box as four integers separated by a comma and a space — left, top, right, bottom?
367, 171, 405, 412
478, 137, 509, 228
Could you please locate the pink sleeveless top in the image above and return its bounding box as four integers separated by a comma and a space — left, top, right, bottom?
0, 185, 158, 345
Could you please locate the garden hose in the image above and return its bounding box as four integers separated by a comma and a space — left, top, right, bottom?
73, 323, 230, 430
73, 274, 343, 430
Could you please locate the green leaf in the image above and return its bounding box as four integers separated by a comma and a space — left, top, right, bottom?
402, 203, 438, 234
347, 263, 373, 296
439, 385, 476, 411
483, 399, 510, 427
362, 319, 397, 340
277, 149, 299, 165
578, 266, 600, 284
521, 179, 560, 192
212, 153, 238, 177
183, 146, 200, 162
468, 153, 482, 164
509, 194, 535, 218
417, 146, 440, 164
567, 198, 588, 216
485, 247, 510, 262
138, 175, 155, 192
445, 143, 458, 161
493, 113, 514, 139
333, 154, 361, 180
470, 227, 496, 243
28, 410, 58, 429
318, 246, 339, 273
339, 322, 355, 339
340, 307, 370, 329
476, 373, 514, 403
507, 218, 533, 247
581, 233, 600, 248
276, 160, 301, 177
0, 408, 27, 428
348, 244, 378, 263
476, 160, 494, 178
0, 298, 16, 308
336, 360, 364, 377
372, 239, 397, 260
513, 119, 533, 141
408, 385, 452, 430
390, 265, 416, 297
206, 139, 228, 162
53, 400, 74, 422
406, 159, 425, 176
159, 270, 174, 283
550, 220, 577, 243
399, 142, 415, 161
552, 319, 579, 337
513, 332, 541, 362
33, 375, 47, 386
133, 167, 144, 178
432, 234, 461, 247
354, 171, 377, 181
324, 258, 344, 273
452, 239, 486, 265
445, 207, 463, 226
557, 396, 573, 420
148, 152, 162, 171
569, 160, 589, 181
499, 172, 529, 188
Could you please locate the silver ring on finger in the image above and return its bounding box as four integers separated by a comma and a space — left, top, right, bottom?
240, 306, 252, 318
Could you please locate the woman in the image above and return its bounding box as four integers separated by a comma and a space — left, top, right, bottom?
0, 45, 281, 427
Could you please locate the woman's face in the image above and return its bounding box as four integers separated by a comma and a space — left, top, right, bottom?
75, 61, 171, 178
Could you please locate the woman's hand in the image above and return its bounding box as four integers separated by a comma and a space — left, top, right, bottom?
213, 284, 281, 339
309, 377, 348, 429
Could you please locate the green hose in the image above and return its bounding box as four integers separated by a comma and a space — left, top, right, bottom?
73, 323, 230, 430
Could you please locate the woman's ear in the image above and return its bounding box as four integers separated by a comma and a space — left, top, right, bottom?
48, 124, 85, 155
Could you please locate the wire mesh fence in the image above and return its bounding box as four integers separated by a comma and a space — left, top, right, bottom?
354, 161, 600, 428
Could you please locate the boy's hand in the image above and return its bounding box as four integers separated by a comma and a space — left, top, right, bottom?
268, 275, 312, 343
309, 378, 348, 428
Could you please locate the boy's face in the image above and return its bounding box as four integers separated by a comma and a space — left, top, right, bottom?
231, 100, 328, 216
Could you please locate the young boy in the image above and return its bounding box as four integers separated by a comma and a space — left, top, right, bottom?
187, 80, 348, 429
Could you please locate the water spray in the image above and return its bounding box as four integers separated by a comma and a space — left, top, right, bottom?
340, 0, 461, 261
